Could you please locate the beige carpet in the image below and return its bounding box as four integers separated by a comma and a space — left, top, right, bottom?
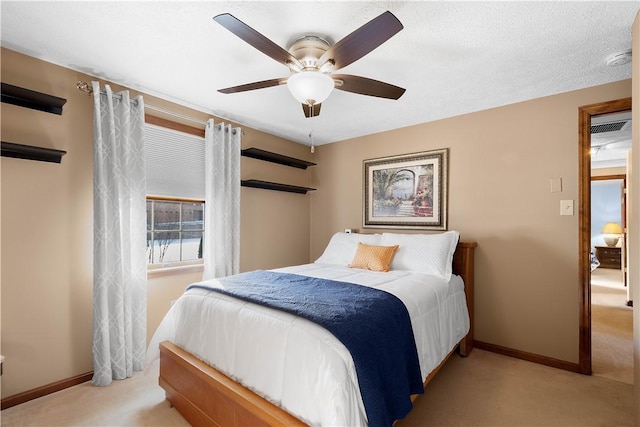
398, 350, 634, 427
1, 349, 634, 426
591, 267, 633, 385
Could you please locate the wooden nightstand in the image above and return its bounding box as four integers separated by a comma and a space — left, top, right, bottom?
595, 246, 621, 269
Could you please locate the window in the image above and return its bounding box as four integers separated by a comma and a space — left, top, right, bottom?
146, 198, 204, 264
144, 119, 206, 267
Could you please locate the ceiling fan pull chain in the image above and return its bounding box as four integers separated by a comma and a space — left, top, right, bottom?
309, 129, 315, 154
308, 104, 315, 153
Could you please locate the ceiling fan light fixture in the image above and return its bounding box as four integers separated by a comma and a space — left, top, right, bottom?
287, 71, 334, 106
213, 12, 405, 117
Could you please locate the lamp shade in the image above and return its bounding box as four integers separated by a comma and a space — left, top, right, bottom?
601, 222, 622, 234
287, 71, 334, 106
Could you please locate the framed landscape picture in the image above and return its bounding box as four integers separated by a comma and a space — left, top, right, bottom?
363, 148, 449, 230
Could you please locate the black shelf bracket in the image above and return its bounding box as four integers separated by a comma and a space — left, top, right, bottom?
1, 82, 67, 115
241, 148, 316, 169
1, 141, 67, 164
241, 179, 316, 194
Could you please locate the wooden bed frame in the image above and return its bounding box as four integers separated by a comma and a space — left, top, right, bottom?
159, 241, 476, 426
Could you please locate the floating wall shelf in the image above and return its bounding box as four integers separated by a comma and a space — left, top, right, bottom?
1, 141, 67, 164
241, 148, 316, 194
1, 82, 67, 115
241, 179, 316, 194
241, 148, 316, 169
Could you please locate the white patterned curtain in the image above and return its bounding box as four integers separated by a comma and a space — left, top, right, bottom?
91, 81, 147, 386
203, 119, 241, 280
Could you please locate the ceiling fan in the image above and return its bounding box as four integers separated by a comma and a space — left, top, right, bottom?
213, 11, 406, 118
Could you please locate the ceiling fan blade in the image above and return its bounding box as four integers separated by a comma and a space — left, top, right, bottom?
218, 78, 286, 94
302, 103, 322, 118
213, 13, 303, 70
333, 74, 405, 100
318, 11, 403, 71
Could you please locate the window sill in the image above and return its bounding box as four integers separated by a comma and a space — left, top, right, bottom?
147, 262, 204, 278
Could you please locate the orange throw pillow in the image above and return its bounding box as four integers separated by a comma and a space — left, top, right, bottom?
348, 243, 399, 272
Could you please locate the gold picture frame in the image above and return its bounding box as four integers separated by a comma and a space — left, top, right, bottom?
363, 149, 449, 230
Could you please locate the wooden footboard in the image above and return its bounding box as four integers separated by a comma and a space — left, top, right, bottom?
159, 241, 476, 426
160, 341, 306, 426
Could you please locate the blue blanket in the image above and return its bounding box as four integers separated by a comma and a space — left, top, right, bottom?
188, 270, 423, 427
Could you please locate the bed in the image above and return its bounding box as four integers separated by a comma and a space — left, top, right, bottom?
149, 231, 476, 426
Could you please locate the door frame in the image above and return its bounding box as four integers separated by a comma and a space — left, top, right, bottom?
578, 97, 631, 375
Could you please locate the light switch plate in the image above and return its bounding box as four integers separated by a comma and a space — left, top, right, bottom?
560, 200, 574, 216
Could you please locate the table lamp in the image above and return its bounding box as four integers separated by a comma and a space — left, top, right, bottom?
601, 222, 622, 246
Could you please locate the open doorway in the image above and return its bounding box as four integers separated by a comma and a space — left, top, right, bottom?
590, 174, 632, 384
578, 98, 632, 377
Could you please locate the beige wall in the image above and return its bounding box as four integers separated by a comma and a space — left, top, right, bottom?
311, 79, 632, 364
630, 11, 639, 426
0, 48, 313, 398
1, 48, 95, 399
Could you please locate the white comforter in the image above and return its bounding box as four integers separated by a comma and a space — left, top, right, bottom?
147, 263, 470, 426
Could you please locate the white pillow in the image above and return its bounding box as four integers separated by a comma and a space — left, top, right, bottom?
315, 232, 382, 265
379, 231, 460, 280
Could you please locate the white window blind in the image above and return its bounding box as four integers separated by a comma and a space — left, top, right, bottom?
145, 123, 205, 199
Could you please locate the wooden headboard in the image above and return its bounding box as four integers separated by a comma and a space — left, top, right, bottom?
453, 241, 477, 286
453, 241, 477, 356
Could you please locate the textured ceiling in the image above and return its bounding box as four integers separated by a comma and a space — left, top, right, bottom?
1, 1, 638, 147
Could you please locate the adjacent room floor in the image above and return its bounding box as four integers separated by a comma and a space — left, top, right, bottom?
591, 266, 633, 385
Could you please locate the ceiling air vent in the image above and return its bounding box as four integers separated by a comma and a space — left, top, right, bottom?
590, 121, 627, 134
